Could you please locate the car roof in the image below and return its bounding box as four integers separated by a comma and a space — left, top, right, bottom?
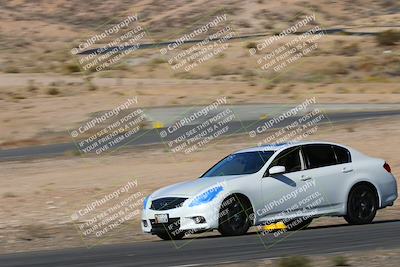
234, 141, 345, 154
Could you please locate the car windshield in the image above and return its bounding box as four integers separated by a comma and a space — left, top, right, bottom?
201, 151, 275, 177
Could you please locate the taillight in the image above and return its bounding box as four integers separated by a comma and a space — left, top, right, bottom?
383, 162, 391, 173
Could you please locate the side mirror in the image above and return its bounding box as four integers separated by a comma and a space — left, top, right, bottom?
269, 166, 286, 175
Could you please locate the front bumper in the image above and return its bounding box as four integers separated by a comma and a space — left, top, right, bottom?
141, 203, 219, 235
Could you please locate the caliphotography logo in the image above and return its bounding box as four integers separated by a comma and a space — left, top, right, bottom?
71, 179, 144, 247
158, 96, 238, 156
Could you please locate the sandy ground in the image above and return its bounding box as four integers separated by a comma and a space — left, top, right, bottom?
0, 116, 399, 254
1, 72, 399, 148
1, 32, 399, 148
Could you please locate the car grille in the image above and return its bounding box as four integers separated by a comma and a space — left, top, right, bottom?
150, 197, 187, 211
150, 217, 180, 233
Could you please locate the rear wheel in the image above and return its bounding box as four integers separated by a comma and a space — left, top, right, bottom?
218, 195, 253, 236
344, 184, 377, 225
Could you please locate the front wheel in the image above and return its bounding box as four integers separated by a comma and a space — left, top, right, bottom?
344, 184, 377, 225
218, 195, 252, 236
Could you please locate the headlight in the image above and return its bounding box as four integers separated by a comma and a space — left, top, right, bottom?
143, 196, 149, 209
189, 186, 224, 207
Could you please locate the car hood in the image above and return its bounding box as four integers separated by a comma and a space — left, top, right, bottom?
150, 175, 245, 199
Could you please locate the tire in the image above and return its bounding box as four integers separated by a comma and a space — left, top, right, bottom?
156, 231, 185, 240
344, 184, 377, 225
285, 217, 313, 231
218, 195, 253, 236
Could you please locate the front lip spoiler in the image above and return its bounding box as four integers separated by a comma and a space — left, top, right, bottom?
150, 229, 169, 235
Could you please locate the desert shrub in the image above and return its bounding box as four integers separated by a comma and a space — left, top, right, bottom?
279, 256, 310, 267
241, 69, 256, 79
332, 256, 349, 266
279, 84, 295, 94
357, 56, 375, 71
335, 86, 350, 94
209, 64, 232, 76
333, 39, 345, 50
381, 0, 397, 8
333, 40, 359, 56
64, 149, 81, 157
12, 94, 26, 99
87, 82, 97, 91
342, 43, 360, 56
262, 22, 273, 30
23, 224, 52, 239
150, 58, 167, 65
3, 192, 17, 198
264, 82, 277, 90
238, 20, 251, 28
222, 6, 238, 15
173, 72, 203, 79
63, 62, 81, 73
27, 79, 38, 92
4, 65, 20, 73
324, 62, 349, 75
245, 42, 257, 49
47, 87, 60, 95
376, 30, 400, 46
113, 63, 129, 71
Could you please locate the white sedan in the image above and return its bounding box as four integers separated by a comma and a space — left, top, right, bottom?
141, 141, 397, 240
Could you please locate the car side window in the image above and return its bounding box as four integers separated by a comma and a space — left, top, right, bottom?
333, 145, 351, 164
303, 144, 337, 169
269, 147, 302, 173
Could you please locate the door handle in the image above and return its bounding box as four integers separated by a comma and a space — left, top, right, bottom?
300, 175, 312, 181
342, 167, 353, 173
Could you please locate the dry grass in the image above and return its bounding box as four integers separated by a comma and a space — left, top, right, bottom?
376, 30, 400, 46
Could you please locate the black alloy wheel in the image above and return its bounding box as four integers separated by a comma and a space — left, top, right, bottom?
344, 184, 377, 225
218, 196, 252, 236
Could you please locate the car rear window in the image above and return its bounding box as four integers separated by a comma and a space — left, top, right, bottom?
333, 145, 351, 164
303, 144, 337, 169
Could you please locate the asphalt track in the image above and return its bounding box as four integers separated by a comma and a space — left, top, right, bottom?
1, 220, 400, 266
1, 109, 400, 161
